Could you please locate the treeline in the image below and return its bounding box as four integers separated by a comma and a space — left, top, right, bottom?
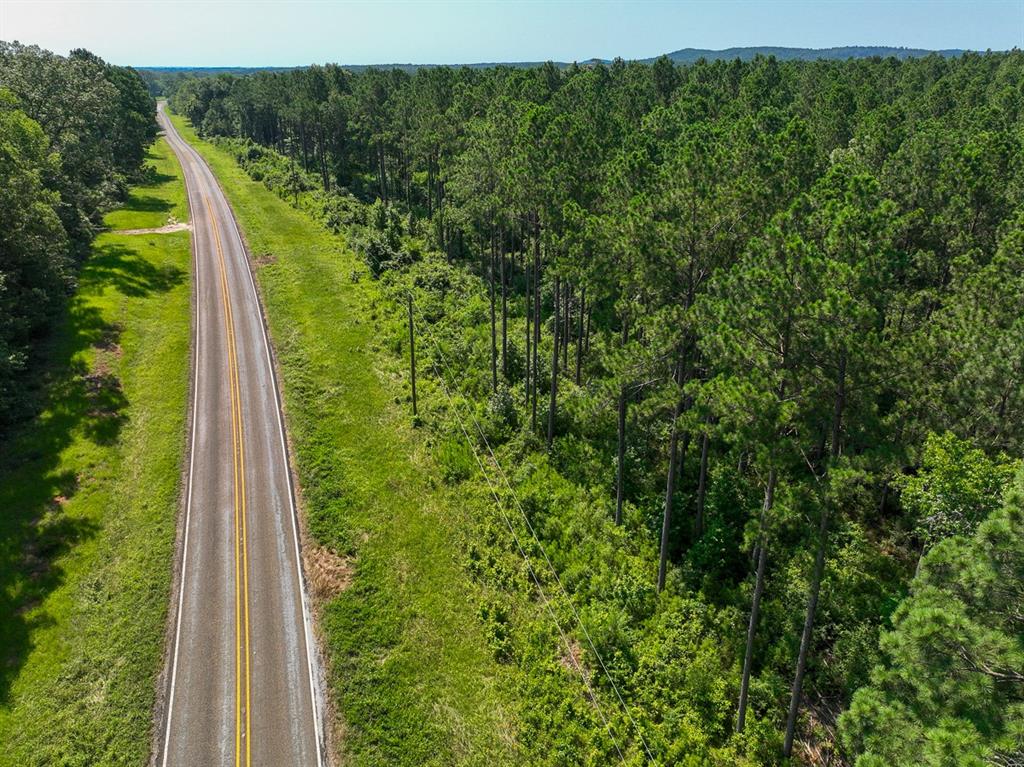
0, 43, 154, 423
137, 67, 297, 98
175, 52, 1024, 764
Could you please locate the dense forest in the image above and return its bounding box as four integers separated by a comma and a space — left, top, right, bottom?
0, 43, 155, 424
170, 52, 1024, 764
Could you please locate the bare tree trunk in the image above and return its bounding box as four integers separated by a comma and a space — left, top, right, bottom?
575, 287, 585, 385
737, 468, 777, 733
878, 481, 890, 515
657, 404, 681, 592
676, 425, 691, 494
562, 282, 570, 372
404, 147, 411, 206
316, 124, 329, 192
695, 427, 710, 538
584, 301, 592, 355
812, 421, 828, 468
525, 232, 532, 408
289, 150, 301, 205
783, 354, 845, 757
547, 274, 560, 448
783, 503, 830, 755
657, 357, 686, 592
531, 214, 541, 431
489, 230, 497, 393
426, 159, 433, 218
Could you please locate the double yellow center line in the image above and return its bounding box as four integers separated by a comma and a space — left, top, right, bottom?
206, 194, 252, 767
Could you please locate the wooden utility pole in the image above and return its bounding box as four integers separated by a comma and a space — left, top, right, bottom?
408, 293, 417, 416
489, 231, 497, 392
531, 213, 541, 431
525, 230, 532, 408
547, 275, 560, 448
500, 228, 508, 380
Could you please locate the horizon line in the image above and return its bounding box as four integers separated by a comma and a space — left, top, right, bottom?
129, 42, 1007, 70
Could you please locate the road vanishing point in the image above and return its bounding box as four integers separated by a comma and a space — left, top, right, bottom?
155, 102, 324, 767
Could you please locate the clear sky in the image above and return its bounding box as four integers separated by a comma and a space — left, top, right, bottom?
1, 0, 1021, 67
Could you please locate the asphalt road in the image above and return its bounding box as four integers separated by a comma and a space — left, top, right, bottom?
155, 102, 323, 767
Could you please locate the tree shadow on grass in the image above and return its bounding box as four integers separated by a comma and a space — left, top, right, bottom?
121, 194, 174, 215
0, 234, 185, 705
129, 147, 177, 198
79, 242, 185, 298
138, 158, 176, 189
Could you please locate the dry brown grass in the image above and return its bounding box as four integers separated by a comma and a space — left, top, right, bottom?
305, 544, 353, 601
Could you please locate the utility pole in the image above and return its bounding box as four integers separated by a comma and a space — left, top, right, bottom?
547, 275, 560, 448
408, 293, 417, 417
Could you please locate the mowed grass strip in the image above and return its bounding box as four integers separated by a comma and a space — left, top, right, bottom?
0, 137, 191, 766
168, 112, 521, 766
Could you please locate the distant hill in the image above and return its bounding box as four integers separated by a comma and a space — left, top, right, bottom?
138, 45, 976, 92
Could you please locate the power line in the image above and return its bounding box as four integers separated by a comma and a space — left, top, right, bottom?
233, 161, 656, 759
405, 286, 658, 765
362, 244, 633, 762
422, 338, 628, 765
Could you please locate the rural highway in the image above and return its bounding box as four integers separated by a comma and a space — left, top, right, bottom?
155, 102, 323, 767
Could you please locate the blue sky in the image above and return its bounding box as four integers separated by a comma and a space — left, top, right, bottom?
1, 0, 1020, 67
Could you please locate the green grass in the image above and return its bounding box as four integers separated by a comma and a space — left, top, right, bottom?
103, 153, 188, 231
0, 137, 191, 765
168, 112, 522, 765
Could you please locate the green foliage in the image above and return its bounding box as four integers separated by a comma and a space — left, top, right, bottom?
0, 44, 154, 428
0, 91, 69, 414
438, 436, 476, 484
839, 472, 1024, 766
899, 432, 1019, 549
166, 50, 1024, 762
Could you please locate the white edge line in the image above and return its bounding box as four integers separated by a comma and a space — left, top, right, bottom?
179, 120, 326, 766
159, 104, 200, 767
225, 181, 326, 767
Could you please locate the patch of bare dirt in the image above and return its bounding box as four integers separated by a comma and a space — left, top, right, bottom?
94, 325, 124, 358
112, 222, 191, 235
305, 544, 353, 600
559, 638, 590, 682
88, 325, 124, 390
253, 251, 277, 267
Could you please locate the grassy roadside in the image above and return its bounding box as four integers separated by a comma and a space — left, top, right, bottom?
0, 137, 191, 765
167, 112, 523, 765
